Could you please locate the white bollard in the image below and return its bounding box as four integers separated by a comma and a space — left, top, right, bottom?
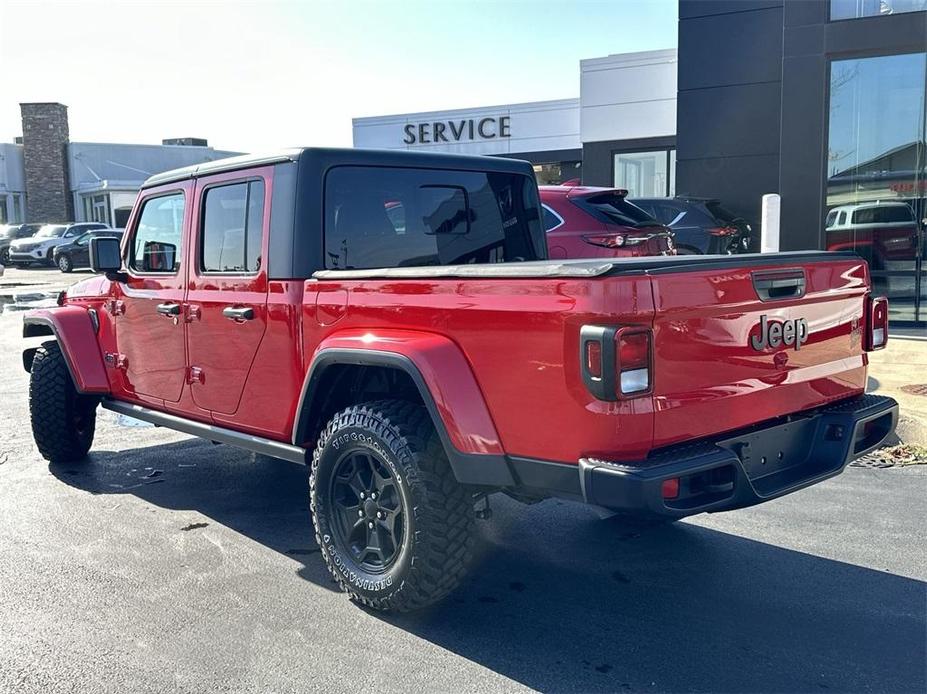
760, 193, 781, 253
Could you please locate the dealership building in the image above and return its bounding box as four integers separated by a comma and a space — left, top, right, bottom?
0, 102, 240, 228
356, 0, 927, 325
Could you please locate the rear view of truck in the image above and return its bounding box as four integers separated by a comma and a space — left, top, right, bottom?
578, 253, 897, 517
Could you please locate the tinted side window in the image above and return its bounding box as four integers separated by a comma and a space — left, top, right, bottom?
852, 205, 914, 225
838, 211, 847, 225
324, 166, 544, 269
542, 204, 563, 231
130, 193, 185, 273
201, 180, 265, 273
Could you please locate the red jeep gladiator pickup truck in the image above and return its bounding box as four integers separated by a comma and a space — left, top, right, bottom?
22, 148, 898, 611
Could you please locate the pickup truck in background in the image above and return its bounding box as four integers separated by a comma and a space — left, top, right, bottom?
22, 148, 898, 612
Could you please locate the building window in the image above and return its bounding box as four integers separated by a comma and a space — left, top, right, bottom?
613, 150, 675, 197
831, 0, 927, 20
826, 51, 926, 323
82, 193, 111, 225
12, 194, 23, 223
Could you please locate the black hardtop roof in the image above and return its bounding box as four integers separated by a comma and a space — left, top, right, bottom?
142, 147, 536, 189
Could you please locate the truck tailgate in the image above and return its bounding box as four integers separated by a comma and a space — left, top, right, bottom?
649, 255, 870, 449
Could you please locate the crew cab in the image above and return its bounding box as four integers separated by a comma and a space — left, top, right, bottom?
22, 148, 898, 612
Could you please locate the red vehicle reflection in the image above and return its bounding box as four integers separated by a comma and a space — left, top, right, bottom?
825, 202, 921, 269
540, 185, 675, 259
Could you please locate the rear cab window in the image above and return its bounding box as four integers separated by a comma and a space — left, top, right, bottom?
323, 166, 544, 269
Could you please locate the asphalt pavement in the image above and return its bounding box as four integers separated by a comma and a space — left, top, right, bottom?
0, 267, 925, 693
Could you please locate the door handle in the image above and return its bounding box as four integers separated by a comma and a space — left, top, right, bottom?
156, 302, 181, 316
222, 306, 254, 321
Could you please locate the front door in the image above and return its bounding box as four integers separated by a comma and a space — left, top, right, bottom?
185, 169, 270, 415
114, 185, 191, 403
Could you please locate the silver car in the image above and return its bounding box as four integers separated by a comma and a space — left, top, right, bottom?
8, 222, 108, 267
0, 223, 44, 265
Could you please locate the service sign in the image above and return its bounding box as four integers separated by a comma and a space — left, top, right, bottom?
403, 116, 511, 145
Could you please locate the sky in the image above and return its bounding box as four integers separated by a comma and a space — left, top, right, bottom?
0, 0, 678, 153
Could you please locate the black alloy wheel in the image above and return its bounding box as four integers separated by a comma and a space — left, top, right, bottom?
330, 449, 404, 572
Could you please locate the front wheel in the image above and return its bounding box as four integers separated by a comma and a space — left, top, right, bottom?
310, 400, 475, 611
29, 341, 97, 462
0, 247, 9, 265
57, 254, 73, 272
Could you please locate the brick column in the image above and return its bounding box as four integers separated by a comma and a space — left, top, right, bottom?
20, 102, 74, 222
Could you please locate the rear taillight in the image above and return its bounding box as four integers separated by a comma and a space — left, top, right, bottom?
617, 329, 651, 395
866, 295, 889, 351
583, 233, 627, 248
580, 325, 653, 401
583, 233, 649, 248
585, 340, 602, 378
707, 226, 738, 236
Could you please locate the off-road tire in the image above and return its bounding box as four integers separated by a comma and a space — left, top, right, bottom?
29, 341, 97, 463
57, 254, 73, 272
310, 400, 475, 612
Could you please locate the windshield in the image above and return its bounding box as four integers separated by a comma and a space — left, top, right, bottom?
578, 193, 661, 228
35, 224, 67, 238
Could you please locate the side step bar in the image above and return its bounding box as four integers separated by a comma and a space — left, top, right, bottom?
100, 399, 307, 464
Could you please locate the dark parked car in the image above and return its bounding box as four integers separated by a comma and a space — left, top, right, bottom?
632, 196, 752, 255
53, 229, 124, 272
540, 185, 675, 259
0, 223, 43, 265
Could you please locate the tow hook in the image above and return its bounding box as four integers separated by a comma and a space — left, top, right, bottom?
733, 441, 751, 463
474, 493, 492, 520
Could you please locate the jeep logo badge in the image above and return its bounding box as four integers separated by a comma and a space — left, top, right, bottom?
751, 315, 809, 351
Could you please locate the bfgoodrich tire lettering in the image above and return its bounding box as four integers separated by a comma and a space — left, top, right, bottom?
310, 400, 475, 611
29, 341, 97, 463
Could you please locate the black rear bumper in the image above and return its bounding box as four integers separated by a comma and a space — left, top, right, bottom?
578, 394, 898, 518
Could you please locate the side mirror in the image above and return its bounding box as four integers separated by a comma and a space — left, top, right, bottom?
89, 236, 125, 280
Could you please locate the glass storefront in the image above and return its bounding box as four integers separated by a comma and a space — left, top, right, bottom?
826, 51, 927, 324
831, 0, 927, 20
613, 149, 675, 197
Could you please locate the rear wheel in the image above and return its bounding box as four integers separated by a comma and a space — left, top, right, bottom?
29, 341, 97, 463
0, 247, 9, 265
310, 400, 475, 611
57, 254, 73, 272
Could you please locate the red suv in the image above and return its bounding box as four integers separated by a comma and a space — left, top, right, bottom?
540, 185, 675, 259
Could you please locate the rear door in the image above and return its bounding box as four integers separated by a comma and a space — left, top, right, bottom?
185, 168, 270, 415
649, 255, 870, 448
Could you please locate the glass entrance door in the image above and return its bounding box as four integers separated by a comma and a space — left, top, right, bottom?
826, 51, 927, 326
